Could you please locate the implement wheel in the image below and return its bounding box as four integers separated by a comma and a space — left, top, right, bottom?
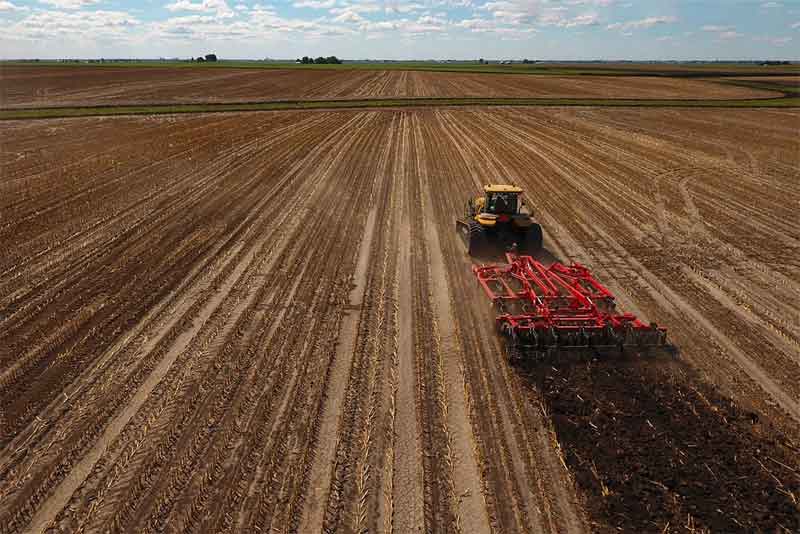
468, 221, 487, 256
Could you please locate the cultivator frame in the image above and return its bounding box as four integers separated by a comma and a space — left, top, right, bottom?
474, 253, 670, 361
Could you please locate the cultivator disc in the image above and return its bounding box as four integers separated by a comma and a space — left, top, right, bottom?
474, 253, 673, 361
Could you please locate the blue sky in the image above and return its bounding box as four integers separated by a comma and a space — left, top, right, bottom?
0, 0, 798, 60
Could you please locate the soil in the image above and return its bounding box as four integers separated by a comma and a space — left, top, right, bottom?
0, 105, 798, 534
522, 358, 800, 533
0, 66, 777, 109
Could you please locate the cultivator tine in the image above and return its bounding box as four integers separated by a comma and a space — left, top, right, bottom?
474, 254, 673, 363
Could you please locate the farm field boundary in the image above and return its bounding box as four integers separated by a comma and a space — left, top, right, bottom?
2, 94, 799, 120
3, 60, 799, 77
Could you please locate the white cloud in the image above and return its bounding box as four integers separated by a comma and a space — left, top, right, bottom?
431, 0, 471, 7
293, 0, 336, 8
38, 0, 100, 9
0, 0, 791, 59
606, 15, 676, 31
0, 0, 28, 11
8, 9, 140, 41
165, 0, 234, 18
354, 14, 448, 34
455, 16, 536, 38
480, 0, 601, 27
481, 0, 544, 23
361, 20, 397, 30
165, 0, 205, 11
455, 17, 495, 30
761, 2, 781, 8
384, 2, 424, 14
701, 25, 734, 32
333, 9, 364, 22
567, 0, 616, 5
399, 15, 447, 33
417, 14, 446, 25
148, 6, 353, 41
557, 12, 599, 27
329, 3, 379, 14
248, 8, 320, 31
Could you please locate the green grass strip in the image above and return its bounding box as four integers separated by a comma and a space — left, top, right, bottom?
712, 78, 800, 95
2, 96, 798, 120
3, 60, 799, 77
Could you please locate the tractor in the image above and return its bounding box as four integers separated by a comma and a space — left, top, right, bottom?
456, 184, 542, 256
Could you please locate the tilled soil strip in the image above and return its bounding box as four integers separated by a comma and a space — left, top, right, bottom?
523, 358, 800, 533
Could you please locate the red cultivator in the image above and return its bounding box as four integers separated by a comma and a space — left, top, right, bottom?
474, 253, 671, 361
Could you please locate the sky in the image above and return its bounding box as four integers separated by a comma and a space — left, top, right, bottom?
0, 0, 798, 60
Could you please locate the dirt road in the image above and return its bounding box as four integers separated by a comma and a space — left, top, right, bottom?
1, 107, 798, 533
0, 66, 778, 108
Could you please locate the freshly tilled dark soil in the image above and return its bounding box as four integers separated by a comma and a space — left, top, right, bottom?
524, 357, 800, 533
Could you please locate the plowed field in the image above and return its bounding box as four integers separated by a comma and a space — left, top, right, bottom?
1, 107, 798, 534
0, 66, 777, 108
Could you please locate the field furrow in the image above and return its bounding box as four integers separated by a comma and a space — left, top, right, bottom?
0, 66, 782, 109
1, 105, 797, 534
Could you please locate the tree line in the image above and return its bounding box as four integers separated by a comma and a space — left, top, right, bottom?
297, 56, 342, 64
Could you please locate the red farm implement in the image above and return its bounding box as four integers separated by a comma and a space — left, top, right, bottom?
473, 253, 672, 361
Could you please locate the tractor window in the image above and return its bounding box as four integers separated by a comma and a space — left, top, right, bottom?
486, 192, 517, 214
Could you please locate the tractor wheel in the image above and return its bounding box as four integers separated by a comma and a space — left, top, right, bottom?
520, 223, 543, 254
468, 222, 487, 256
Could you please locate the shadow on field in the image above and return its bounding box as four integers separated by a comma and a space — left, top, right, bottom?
467, 246, 560, 267
518, 356, 800, 533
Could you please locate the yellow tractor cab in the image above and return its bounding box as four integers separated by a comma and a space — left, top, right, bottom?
457, 184, 543, 256
473, 184, 522, 224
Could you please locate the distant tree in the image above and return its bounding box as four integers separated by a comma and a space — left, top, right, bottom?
205, 53, 218, 62
297, 55, 341, 65
196, 56, 205, 62
479, 58, 485, 64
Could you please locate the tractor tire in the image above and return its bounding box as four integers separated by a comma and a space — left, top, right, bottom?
468, 222, 487, 256
520, 223, 543, 254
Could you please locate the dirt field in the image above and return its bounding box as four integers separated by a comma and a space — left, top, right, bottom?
0, 66, 779, 108
1, 107, 799, 534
